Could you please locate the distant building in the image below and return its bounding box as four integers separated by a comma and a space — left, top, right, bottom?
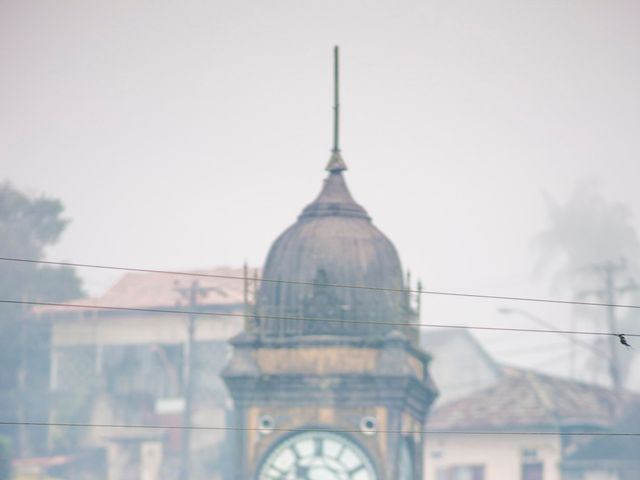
424, 363, 630, 480
561, 401, 640, 480
33, 267, 250, 480
422, 329, 502, 406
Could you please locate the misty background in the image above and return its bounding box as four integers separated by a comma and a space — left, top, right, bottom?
2, 0, 640, 381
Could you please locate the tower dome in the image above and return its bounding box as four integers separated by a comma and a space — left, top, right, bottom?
257, 162, 408, 336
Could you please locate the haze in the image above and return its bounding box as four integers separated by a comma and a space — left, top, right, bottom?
2, 0, 640, 377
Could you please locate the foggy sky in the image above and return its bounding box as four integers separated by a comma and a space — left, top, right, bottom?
2, 0, 640, 377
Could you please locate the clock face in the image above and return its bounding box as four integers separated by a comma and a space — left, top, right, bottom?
257, 431, 378, 480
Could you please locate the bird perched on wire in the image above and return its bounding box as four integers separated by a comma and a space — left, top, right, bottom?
618, 334, 631, 348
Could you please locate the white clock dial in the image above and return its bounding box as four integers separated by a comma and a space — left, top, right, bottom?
258, 431, 377, 480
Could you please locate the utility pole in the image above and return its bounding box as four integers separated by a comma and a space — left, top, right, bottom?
242, 262, 254, 333
580, 259, 637, 393
175, 280, 218, 480
17, 295, 28, 459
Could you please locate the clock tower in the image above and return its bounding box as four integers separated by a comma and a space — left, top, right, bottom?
223, 47, 437, 480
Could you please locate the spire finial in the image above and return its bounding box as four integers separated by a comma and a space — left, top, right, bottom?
333, 45, 340, 153
326, 46, 347, 173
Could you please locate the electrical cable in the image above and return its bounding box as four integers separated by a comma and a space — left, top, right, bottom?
1, 256, 639, 310
0, 420, 637, 437
2, 298, 638, 339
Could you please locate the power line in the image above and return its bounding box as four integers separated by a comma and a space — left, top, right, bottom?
0, 420, 637, 438
2, 256, 640, 310
3, 298, 639, 339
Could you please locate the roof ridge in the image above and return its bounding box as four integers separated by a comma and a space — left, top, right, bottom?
504, 364, 633, 395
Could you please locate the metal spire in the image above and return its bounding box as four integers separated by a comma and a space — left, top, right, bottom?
326, 46, 347, 173
333, 45, 340, 153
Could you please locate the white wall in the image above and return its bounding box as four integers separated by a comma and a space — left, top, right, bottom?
583, 472, 618, 480
51, 312, 244, 347
424, 433, 562, 480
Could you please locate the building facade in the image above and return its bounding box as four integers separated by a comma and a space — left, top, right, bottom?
35, 267, 248, 479
425, 366, 629, 480
223, 158, 437, 480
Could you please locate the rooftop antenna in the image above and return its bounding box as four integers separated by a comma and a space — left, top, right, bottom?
326, 46, 347, 173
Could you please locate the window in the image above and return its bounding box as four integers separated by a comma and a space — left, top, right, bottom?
455, 466, 484, 480
522, 462, 543, 480
435, 465, 485, 480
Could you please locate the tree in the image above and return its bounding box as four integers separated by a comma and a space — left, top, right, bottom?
533, 179, 640, 386
0, 182, 84, 301
534, 179, 640, 290
0, 182, 85, 458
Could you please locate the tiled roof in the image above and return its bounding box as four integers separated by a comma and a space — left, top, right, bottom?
428, 367, 626, 431
36, 266, 256, 313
